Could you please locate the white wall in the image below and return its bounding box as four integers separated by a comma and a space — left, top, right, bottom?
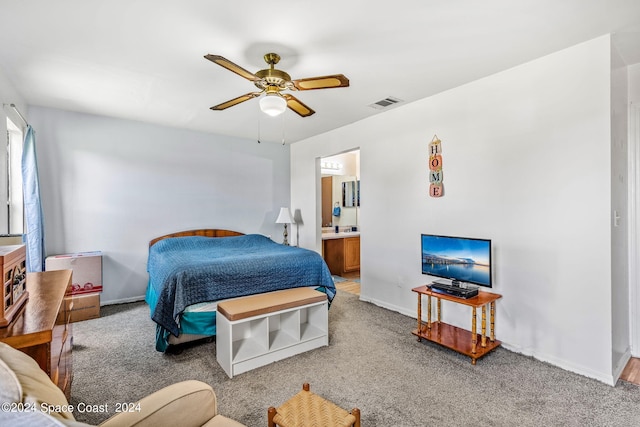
0, 65, 26, 129
30, 107, 291, 304
291, 36, 617, 383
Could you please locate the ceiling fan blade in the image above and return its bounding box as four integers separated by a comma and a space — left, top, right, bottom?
283, 94, 315, 117
292, 74, 349, 91
204, 54, 258, 81
210, 92, 262, 111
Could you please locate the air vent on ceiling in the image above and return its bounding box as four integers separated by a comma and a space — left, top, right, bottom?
369, 96, 404, 110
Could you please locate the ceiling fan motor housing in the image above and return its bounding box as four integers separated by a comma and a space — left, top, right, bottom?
254, 69, 292, 90
254, 52, 294, 90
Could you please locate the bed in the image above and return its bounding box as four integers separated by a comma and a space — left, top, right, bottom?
145, 229, 336, 352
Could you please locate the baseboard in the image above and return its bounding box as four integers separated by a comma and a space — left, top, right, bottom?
101, 295, 145, 306
105, 291, 619, 385
362, 293, 617, 386
502, 342, 616, 386
359, 294, 416, 319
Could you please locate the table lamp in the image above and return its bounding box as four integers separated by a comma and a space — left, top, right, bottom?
275, 207, 295, 245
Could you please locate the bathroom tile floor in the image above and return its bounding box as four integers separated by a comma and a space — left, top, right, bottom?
335, 271, 360, 296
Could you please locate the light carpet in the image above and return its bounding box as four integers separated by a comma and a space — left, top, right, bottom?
70, 291, 640, 426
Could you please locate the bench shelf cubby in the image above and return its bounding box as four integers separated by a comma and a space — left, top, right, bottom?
216, 288, 328, 378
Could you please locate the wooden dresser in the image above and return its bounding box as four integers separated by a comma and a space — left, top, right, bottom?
1, 245, 28, 327
0, 269, 73, 399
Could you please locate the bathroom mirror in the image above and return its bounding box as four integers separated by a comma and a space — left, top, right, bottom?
320, 150, 360, 229
342, 180, 360, 207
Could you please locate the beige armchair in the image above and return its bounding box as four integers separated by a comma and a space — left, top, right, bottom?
0, 342, 245, 427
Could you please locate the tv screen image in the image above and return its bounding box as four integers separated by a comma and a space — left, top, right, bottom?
421, 234, 492, 288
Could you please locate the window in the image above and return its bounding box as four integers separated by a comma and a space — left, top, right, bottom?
2, 117, 23, 235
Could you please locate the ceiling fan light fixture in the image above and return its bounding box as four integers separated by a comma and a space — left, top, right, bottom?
259, 93, 287, 117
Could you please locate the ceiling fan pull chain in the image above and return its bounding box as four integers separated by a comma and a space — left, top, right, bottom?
281, 113, 286, 145
257, 111, 261, 143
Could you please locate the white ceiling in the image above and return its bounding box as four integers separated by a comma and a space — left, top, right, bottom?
1, 0, 639, 143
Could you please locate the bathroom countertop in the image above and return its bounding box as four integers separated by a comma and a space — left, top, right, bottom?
321, 232, 360, 240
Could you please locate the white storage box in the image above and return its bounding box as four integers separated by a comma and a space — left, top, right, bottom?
45, 251, 102, 295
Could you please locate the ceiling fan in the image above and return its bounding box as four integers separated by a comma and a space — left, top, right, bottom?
204, 52, 349, 117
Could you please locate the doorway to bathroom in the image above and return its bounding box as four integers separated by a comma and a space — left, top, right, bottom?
320, 149, 360, 295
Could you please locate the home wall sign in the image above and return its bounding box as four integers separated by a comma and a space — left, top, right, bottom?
429, 135, 444, 197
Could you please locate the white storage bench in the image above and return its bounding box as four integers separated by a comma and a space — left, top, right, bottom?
216, 287, 329, 378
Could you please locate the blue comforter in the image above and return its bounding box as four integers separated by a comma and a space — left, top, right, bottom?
147, 234, 335, 337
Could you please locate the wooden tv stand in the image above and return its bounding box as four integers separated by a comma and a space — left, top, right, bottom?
411, 285, 502, 364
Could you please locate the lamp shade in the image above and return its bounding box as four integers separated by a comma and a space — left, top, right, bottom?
260, 93, 287, 117
275, 207, 294, 224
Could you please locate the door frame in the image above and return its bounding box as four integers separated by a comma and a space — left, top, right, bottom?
630, 102, 640, 356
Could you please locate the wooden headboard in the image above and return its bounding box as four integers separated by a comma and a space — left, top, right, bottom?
149, 229, 244, 248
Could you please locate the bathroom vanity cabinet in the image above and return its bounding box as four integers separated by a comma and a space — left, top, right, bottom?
322, 235, 360, 276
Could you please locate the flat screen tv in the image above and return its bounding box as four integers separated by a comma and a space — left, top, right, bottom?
421, 234, 492, 288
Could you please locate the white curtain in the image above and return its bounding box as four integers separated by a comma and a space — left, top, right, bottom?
21, 125, 45, 272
